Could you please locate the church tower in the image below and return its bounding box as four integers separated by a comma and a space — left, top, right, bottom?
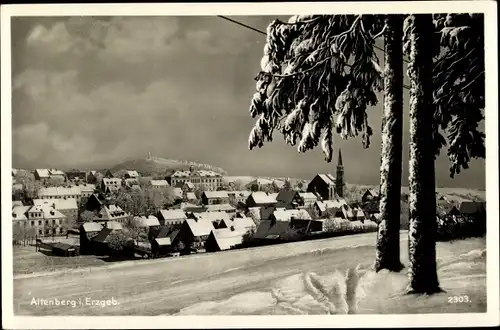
335, 149, 344, 198
147, 152, 152, 160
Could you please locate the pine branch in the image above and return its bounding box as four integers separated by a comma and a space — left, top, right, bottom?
271, 56, 333, 78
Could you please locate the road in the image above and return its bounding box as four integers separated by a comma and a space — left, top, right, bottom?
13, 232, 486, 315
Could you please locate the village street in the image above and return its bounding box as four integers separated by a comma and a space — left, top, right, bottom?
14, 232, 486, 315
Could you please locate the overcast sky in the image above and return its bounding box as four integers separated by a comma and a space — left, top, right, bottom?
11, 16, 485, 188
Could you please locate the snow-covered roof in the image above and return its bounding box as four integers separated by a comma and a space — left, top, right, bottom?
185, 218, 215, 237
233, 216, 256, 231
272, 208, 312, 221
33, 198, 78, 210
12, 205, 30, 221
38, 186, 82, 197
134, 215, 160, 227
317, 174, 336, 186
155, 237, 172, 246
126, 170, 140, 177
102, 178, 122, 185
205, 203, 236, 213
159, 209, 187, 221
210, 228, 246, 250
299, 192, 318, 200
203, 191, 229, 199
81, 222, 103, 233
35, 169, 50, 178
249, 192, 277, 205
150, 179, 169, 186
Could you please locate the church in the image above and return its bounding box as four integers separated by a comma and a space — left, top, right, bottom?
307, 149, 345, 201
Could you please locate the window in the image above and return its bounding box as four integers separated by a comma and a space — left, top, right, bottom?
39, 229, 42, 235
45, 220, 49, 225
38, 220, 42, 226
31, 221, 35, 226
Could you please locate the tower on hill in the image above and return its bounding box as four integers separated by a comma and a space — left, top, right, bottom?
147, 152, 152, 160
336, 149, 344, 198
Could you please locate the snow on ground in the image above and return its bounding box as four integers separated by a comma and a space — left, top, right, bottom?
176, 247, 486, 315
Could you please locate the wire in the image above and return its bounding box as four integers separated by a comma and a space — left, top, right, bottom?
217, 15, 411, 90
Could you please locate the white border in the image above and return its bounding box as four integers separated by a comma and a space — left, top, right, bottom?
1, 2, 498, 329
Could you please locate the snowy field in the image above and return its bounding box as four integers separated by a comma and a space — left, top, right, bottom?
14, 232, 485, 315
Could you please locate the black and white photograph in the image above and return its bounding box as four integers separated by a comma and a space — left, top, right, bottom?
1, 2, 498, 328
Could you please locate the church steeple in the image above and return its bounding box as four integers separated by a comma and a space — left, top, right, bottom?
336, 149, 344, 198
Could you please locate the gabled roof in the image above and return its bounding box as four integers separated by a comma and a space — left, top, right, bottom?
228, 190, 252, 198
205, 203, 236, 213
316, 199, 347, 212
99, 204, 128, 221
105, 221, 123, 230
173, 187, 183, 199
93, 228, 114, 243
233, 216, 256, 231
316, 174, 336, 186
185, 218, 215, 237
458, 201, 486, 215
249, 192, 277, 205
49, 169, 65, 176
12, 205, 30, 221
81, 222, 103, 233
254, 220, 291, 239
185, 192, 197, 200
192, 211, 231, 224
35, 169, 50, 178
159, 209, 187, 221
126, 170, 140, 177
33, 198, 78, 210
27, 204, 66, 219
210, 228, 246, 250
276, 190, 299, 205
150, 179, 169, 186
202, 191, 229, 199
12, 200, 24, 207
134, 215, 160, 227
248, 178, 273, 186
155, 237, 172, 246
78, 184, 96, 192
102, 178, 122, 185
38, 186, 82, 197
272, 208, 312, 222
298, 192, 318, 200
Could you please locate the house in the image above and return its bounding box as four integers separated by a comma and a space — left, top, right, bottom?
177, 217, 216, 252
254, 219, 293, 241
246, 192, 278, 208
66, 170, 87, 183
351, 206, 367, 221
276, 190, 302, 209
314, 199, 348, 217
33, 198, 78, 225
102, 178, 122, 193
205, 227, 246, 252
458, 201, 486, 218
246, 206, 276, 222
150, 179, 169, 189
104, 170, 114, 178
38, 186, 82, 203
227, 191, 252, 205
201, 190, 230, 205
184, 192, 198, 202
362, 199, 380, 216
362, 189, 380, 203
149, 226, 180, 257
78, 184, 96, 198
173, 187, 184, 200
34, 169, 66, 182
269, 208, 312, 222
12, 183, 23, 192
436, 200, 463, 224
134, 215, 161, 229
24, 204, 67, 237
86, 171, 101, 184
123, 178, 139, 188
12, 204, 31, 229
307, 174, 337, 201
167, 168, 223, 191
188, 211, 232, 230
205, 203, 236, 215
232, 215, 257, 232
79, 222, 104, 254
158, 209, 188, 227
92, 227, 132, 256
298, 192, 318, 208
95, 204, 129, 223
124, 170, 140, 179
85, 193, 108, 212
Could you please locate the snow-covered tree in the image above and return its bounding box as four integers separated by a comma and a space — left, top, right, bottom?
248, 15, 384, 159
431, 13, 485, 177
404, 14, 442, 294
375, 15, 405, 272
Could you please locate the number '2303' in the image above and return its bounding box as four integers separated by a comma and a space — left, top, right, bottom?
448, 295, 470, 303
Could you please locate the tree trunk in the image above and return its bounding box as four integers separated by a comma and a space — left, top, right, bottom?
375, 14, 405, 272
406, 14, 442, 294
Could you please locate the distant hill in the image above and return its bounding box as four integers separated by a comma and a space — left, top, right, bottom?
107, 157, 227, 177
